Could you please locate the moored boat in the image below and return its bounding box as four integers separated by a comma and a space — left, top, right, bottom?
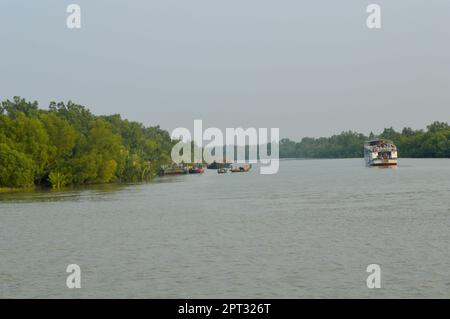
188, 164, 205, 174
207, 161, 232, 170
158, 164, 189, 175
230, 164, 252, 172
364, 139, 398, 166
217, 168, 228, 174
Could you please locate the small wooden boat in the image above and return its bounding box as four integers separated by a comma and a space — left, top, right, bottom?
217, 168, 228, 174
158, 164, 189, 175
230, 164, 252, 173
189, 166, 205, 174
207, 161, 232, 170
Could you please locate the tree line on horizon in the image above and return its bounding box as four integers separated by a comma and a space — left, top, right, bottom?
279, 122, 450, 159
1, 97, 449, 189
0, 97, 174, 189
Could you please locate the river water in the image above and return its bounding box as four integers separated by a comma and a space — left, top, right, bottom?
1, 158, 449, 298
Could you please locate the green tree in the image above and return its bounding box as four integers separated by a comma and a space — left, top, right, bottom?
0, 143, 35, 188
48, 171, 69, 189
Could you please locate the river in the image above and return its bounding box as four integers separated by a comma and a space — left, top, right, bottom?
1, 158, 449, 298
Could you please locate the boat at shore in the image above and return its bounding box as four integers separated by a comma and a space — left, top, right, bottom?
188, 164, 205, 174
158, 164, 189, 175
159, 163, 205, 175
217, 168, 228, 174
207, 161, 232, 170
364, 139, 398, 166
230, 164, 252, 172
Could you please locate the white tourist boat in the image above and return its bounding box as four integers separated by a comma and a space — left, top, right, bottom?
364, 139, 398, 166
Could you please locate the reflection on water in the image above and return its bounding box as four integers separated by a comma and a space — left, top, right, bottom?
1, 158, 450, 298
0, 183, 126, 203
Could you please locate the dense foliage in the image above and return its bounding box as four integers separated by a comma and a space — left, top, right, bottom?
280, 122, 450, 159
0, 97, 174, 188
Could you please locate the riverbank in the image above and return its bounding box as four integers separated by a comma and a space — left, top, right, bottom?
0, 186, 35, 193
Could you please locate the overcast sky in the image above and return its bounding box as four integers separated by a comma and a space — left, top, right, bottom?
0, 0, 449, 139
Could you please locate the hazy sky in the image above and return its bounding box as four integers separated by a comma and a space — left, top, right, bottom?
1, 0, 449, 139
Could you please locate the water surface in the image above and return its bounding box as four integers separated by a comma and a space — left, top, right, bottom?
1, 158, 449, 298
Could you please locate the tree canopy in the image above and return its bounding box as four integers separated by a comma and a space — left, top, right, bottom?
0, 97, 174, 188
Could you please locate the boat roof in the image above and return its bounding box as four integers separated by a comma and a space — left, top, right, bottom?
365, 138, 394, 144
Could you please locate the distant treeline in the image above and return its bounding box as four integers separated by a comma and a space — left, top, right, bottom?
280, 122, 450, 159
0, 97, 174, 189
1, 97, 449, 188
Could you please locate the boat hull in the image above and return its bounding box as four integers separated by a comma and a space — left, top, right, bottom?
365, 158, 397, 167
189, 167, 205, 174
230, 164, 252, 172
158, 167, 189, 175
